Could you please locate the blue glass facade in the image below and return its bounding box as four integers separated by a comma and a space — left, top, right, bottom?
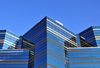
23, 16, 77, 68
23, 17, 47, 68
76, 34, 81, 47
47, 17, 77, 68
0, 30, 6, 49
79, 26, 100, 47
0, 30, 19, 49
79, 27, 97, 47
0, 16, 100, 68
0, 49, 29, 68
20, 37, 35, 68
67, 48, 100, 68
92, 26, 100, 47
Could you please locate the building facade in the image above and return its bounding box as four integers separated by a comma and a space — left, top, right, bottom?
23, 16, 77, 68
0, 49, 29, 68
0, 16, 100, 68
67, 47, 100, 68
0, 30, 19, 49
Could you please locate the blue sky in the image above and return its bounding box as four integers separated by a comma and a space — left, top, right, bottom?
0, 0, 100, 35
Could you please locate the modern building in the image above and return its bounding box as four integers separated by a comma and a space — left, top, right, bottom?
17, 36, 35, 68
0, 30, 19, 49
23, 16, 77, 68
0, 16, 100, 68
79, 26, 100, 47
0, 49, 29, 68
67, 47, 100, 68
